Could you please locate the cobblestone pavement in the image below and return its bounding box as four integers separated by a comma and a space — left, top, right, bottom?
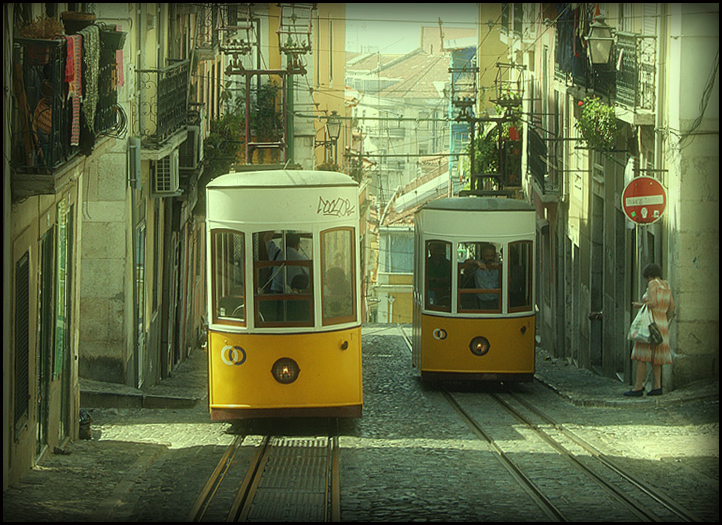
3, 324, 718, 522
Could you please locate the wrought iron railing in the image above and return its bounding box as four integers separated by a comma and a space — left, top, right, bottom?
136, 60, 190, 148
12, 36, 122, 175
615, 32, 656, 111
12, 38, 75, 172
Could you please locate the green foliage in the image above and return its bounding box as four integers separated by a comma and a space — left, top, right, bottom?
576, 96, 618, 151
204, 97, 245, 179
464, 106, 521, 177
467, 131, 499, 176
203, 80, 284, 176
252, 81, 283, 144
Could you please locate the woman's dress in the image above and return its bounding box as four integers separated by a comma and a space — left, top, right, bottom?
631, 278, 674, 364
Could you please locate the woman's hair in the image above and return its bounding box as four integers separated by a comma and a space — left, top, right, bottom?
642, 263, 663, 279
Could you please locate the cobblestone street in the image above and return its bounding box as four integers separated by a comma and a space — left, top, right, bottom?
3, 325, 719, 522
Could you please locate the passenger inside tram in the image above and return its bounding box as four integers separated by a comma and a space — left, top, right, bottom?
426, 241, 452, 308
255, 231, 313, 324
323, 266, 351, 318
459, 242, 502, 311
264, 231, 310, 293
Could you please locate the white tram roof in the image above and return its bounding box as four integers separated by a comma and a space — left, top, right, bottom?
419, 196, 534, 213
207, 169, 357, 189
416, 197, 535, 239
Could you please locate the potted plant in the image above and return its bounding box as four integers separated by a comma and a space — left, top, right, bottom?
576, 96, 618, 151
61, 11, 96, 34
97, 22, 127, 50
18, 15, 65, 39
18, 15, 65, 64
496, 89, 522, 108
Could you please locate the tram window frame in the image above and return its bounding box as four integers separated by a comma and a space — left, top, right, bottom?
321, 227, 357, 325
508, 240, 533, 312
253, 230, 314, 328
457, 241, 503, 314
425, 240, 452, 312
211, 229, 246, 326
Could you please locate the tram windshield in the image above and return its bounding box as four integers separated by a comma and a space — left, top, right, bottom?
508, 240, 533, 311
458, 241, 503, 313
321, 228, 356, 325
253, 230, 314, 327
212, 230, 245, 323
425, 240, 452, 311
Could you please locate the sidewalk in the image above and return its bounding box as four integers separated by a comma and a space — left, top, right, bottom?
79, 334, 719, 410
533, 347, 719, 407
79, 343, 209, 409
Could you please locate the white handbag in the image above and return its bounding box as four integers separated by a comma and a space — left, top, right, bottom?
627, 304, 654, 344
628, 305, 662, 345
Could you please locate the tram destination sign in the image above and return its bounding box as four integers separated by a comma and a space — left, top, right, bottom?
621, 176, 667, 224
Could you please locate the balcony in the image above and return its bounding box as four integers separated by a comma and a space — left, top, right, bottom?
614, 32, 656, 126
554, 19, 657, 127
11, 34, 124, 197
136, 60, 190, 157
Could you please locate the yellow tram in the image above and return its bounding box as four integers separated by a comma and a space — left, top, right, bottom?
412, 197, 536, 381
205, 170, 362, 419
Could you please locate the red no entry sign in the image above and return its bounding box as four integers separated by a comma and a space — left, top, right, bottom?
621, 176, 667, 224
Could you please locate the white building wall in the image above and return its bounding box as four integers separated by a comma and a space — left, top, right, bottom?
664, 3, 719, 385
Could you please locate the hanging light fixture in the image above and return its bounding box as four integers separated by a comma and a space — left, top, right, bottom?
325, 110, 342, 142
586, 15, 615, 64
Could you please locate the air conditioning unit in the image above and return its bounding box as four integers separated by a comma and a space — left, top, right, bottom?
153, 148, 180, 196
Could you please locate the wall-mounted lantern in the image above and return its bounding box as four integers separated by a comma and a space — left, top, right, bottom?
316, 110, 342, 164
325, 111, 342, 144
585, 15, 615, 64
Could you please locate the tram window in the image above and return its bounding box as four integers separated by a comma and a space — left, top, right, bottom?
212, 230, 245, 324
458, 241, 503, 313
508, 240, 532, 311
253, 231, 313, 326
321, 228, 356, 325
425, 240, 452, 311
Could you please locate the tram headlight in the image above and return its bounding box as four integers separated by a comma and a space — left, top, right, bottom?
271, 358, 300, 384
469, 336, 490, 356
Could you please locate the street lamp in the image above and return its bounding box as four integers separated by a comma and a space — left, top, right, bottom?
325, 110, 342, 144
317, 110, 341, 164
585, 15, 615, 64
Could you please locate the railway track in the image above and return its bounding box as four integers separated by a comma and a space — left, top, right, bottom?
187, 424, 340, 522
397, 326, 700, 522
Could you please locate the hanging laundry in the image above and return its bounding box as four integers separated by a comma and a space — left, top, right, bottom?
65, 34, 83, 146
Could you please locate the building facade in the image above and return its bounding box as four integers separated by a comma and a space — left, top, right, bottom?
5, 2, 347, 490
4, 2, 214, 489
502, 3, 719, 388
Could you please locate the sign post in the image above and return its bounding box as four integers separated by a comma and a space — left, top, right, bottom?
621, 176, 667, 224
622, 176, 668, 305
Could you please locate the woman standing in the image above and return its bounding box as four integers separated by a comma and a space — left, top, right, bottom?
624, 263, 675, 396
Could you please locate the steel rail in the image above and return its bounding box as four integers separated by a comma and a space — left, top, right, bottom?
396, 327, 565, 521
489, 392, 658, 521
441, 388, 568, 522
226, 429, 340, 522
329, 419, 342, 522
230, 435, 271, 522
185, 434, 244, 522
505, 390, 703, 522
